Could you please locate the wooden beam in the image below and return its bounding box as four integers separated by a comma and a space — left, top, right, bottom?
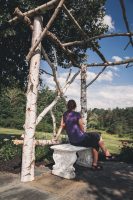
8, 0, 60, 25
26, 0, 65, 61
63, 32, 133, 47
119, 0, 133, 48
86, 58, 133, 67
13, 139, 60, 146
62, 4, 108, 63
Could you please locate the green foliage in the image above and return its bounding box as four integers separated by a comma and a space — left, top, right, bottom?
35, 145, 53, 162
0, 87, 26, 129
36, 87, 66, 132
119, 143, 133, 163
1, 129, 133, 163
0, 137, 53, 163
87, 112, 99, 129
0, 139, 22, 161
0, 86, 66, 132
88, 107, 133, 135
0, 0, 107, 88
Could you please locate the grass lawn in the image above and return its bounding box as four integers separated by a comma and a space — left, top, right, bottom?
0, 127, 22, 135
0, 127, 132, 155
0, 127, 52, 139
101, 131, 133, 154
101, 133, 121, 154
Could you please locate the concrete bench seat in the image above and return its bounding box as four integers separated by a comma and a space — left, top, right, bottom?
50, 143, 92, 179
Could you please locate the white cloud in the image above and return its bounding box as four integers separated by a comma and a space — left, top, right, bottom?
97, 70, 113, 82
90, 85, 133, 109
41, 71, 133, 110
103, 15, 115, 31
124, 56, 130, 59
66, 84, 133, 110
87, 70, 116, 83
112, 56, 122, 62
108, 56, 123, 71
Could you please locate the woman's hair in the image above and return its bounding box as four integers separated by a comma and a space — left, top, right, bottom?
67, 99, 76, 111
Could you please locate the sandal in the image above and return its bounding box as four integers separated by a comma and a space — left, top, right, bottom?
105, 155, 116, 161
91, 164, 103, 171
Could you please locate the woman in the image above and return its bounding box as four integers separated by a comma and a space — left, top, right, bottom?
55, 99, 113, 170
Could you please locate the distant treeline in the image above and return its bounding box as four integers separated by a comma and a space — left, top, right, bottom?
87, 107, 133, 135
0, 86, 66, 132
0, 87, 133, 135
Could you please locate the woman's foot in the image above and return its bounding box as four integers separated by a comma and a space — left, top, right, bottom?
104, 149, 111, 157
91, 164, 103, 171
104, 150, 116, 160
105, 155, 116, 161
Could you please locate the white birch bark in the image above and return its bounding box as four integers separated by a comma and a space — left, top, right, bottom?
36, 95, 60, 126
80, 64, 87, 132
50, 109, 57, 137
21, 16, 42, 182
13, 139, 60, 146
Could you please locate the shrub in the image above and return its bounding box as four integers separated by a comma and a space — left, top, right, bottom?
119, 142, 133, 163
0, 139, 22, 161
35, 145, 53, 161
0, 138, 53, 164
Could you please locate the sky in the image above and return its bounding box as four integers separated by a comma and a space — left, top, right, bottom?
41, 0, 133, 110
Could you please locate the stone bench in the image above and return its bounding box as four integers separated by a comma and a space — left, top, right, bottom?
50, 144, 92, 179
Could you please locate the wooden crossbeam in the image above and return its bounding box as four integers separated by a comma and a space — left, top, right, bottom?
63, 4, 108, 64
26, 0, 65, 61
13, 139, 60, 146
86, 58, 133, 67
63, 32, 133, 47
8, 0, 60, 25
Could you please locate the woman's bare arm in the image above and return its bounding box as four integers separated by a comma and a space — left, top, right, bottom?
78, 118, 85, 132
54, 117, 65, 140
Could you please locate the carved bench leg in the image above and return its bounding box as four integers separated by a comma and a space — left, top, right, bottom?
52, 150, 77, 179
76, 149, 92, 167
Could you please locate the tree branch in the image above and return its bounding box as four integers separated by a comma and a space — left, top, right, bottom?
13, 7, 33, 30
86, 66, 107, 88
46, 31, 80, 67
26, 0, 65, 61
40, 69, 53, 76
13, 139, 60, 146
41, 46, 63, 95
7, 0, 60, 26
65, 68, 72, 83
86, 58, 133, 67
119, 0, 133, 48
36, 95, 60, 126
63, 70, 80, 93
62, 4, 108, 63
63, 32, 133, 47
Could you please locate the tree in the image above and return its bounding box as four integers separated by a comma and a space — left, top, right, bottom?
87, 112, 99, 129
0, 0, 107, 89
0, 86, 26, 129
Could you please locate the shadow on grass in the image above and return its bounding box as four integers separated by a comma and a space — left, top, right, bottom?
0, 134, 21, 140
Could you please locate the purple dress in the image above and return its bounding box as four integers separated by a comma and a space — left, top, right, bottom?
63, 111, 85, 143
63, 111, 101, 151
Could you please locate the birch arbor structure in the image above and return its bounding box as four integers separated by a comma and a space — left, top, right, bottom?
21, 16, 43, 182
1, 0, 133, 182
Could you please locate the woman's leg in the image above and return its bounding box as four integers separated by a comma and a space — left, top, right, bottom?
98, 137, 111, 156
92, 148, 99, 166
91, 148, 103, 170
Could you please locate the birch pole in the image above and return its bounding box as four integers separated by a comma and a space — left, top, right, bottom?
50, 109, 57, 137
21, 16, 42, 182
80, 64, 87, 132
